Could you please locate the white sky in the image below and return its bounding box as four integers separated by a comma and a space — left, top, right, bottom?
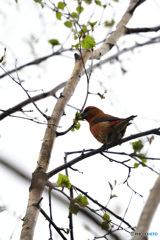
0, 0, 160, 239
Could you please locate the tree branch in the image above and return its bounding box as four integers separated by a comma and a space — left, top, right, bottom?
72, 185, 135, 231
126, 25, 160, 34
131, 175, 160, 240
20, 50, 91, 240
33, 198, 68, 240
0, 81, 66, 121
92, 0, 147, 59
47, 127, 160, 179
1, 36, 159, 121
0, 48, 72, 79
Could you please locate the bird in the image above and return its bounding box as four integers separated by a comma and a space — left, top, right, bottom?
80, 106, 137, 145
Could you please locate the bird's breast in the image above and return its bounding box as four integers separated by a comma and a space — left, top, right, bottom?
90, 122, 110, 144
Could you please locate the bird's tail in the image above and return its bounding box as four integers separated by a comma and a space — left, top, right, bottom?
125, 115, 137, 126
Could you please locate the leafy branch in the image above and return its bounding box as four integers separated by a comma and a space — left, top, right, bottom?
47, 127, 160, 178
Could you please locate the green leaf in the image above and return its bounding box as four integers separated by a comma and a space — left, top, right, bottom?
57, 174, 71, 189
0, 48, 6, 63
48, 39, 60, 46
134, 162, 139, 168
147, 135, 154, 144
81, 35, 96, 49
108, 182, 113, 190
75, 122, 81, 130
56, 11, 62, 20
57, 1, 66, 10
34, 0, 44, 7
71, 12, 78, 18
64, 21, 72, 28
75, 112, 81, 120
69, 202, 79, 215
76, 6, 84, 14
88, 21, 97, 30
104, 19, 115, 27
101, 221, 109, 230
88, 21, 98, 27
110, 194, 118, 199
95, 0, 101, 6
75, 194, 89, 207
137, 153, 147, 163
66, 228, 71, 234
72, 43, 81, 49
97, 92, 105, 99
83, 0, 92, 3
82, 25, 88, 33
101, 212, 111, 230
103, 212, 111, 221
132, 140, 144, 152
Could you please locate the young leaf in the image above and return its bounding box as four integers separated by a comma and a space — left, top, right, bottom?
103, 212, 111, 221
147, 135, 154, 144
110, 194, 118, 199
75, 111, 81, 121
76, 6, 84, 14
57, 1, 66, 10
71, 42, 81, 49
101, 221, 109, 230
83, 0, 92, 3
81, 35, 96, 49
82, 25, 88, 33
66, 228, 71, 234
57, 174, 71, 189
69, 202, 79, 215
75, 122, 81, 130
137, 153, 147, 163
95, 0, 101, 6
108, 182, 113, 190
101, 212, 111, 230
71, 12, 78, 18
75, 194, 89, 207
104, 19, 115, 27
64, 21, 72, 28
134, 163, 139, 168
48, 39, 60, 46
132, 140, 144, 152
88, 21, 97, 28
56, 11, 62, 20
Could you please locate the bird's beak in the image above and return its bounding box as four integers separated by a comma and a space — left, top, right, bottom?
79, 111, 85, 120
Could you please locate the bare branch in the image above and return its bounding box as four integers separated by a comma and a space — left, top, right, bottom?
33, 198, 68, 240
0, 48, 72, 79
0, 81, 66, 121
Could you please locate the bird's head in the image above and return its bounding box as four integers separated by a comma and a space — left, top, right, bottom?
80, 106, 103, 122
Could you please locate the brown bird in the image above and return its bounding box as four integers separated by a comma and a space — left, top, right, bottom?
80, 106, 137, 145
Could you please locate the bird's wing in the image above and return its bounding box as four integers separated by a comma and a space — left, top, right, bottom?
91, 113, 122, 126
